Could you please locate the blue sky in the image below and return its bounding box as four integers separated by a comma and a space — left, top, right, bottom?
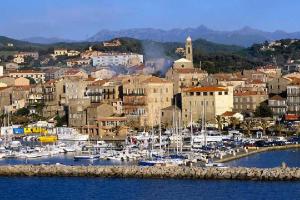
1, 0, 300, 39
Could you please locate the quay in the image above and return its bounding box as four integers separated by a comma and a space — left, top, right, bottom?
0, 165, 300, 181
216, 144, 300, 163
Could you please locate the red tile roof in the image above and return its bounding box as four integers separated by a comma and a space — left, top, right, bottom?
184, 86, 227, 92
269, 95, 285, 101
142, 76, 171, 84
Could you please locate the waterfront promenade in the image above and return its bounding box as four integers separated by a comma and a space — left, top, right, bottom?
216, 144, 300, 163
0, 164, 300, 181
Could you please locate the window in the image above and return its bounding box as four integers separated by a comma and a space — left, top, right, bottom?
203, 92, 207, 96
196, 92, 200, 96
218, 92, 222, 95
210, 92, 213, 96
190, 92, 194, 96
225, 92, 228, 95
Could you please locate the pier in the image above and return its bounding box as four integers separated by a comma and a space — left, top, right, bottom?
0, 165, 300, 181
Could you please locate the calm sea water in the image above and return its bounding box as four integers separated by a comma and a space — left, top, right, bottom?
0, 177, 299, 200
0, 149, 299, 200
228, 148, 300, 168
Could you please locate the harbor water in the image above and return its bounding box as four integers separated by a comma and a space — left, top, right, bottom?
0, 149, 299, 199
228, 148, 300, 168
0, 177, 299, 200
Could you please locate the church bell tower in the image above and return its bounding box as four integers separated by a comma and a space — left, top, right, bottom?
185, 36, 193, 62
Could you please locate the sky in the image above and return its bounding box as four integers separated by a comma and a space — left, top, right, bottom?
1, 0, 300, 40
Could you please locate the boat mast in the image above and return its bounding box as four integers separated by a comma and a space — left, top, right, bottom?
190, 101, 193, 151
204, 100, 207, 146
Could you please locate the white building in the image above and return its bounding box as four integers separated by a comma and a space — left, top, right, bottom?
0, 66, 3, 77
92, 53, 143, 67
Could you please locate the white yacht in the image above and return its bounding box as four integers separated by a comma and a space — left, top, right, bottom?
56, 127, 89, 141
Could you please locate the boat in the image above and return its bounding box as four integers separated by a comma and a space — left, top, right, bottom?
38, 135, 57, 143
205, 162, 228, 168
139, 158, 185, 166
56, 127, 89, 141
74, 154, 100, 160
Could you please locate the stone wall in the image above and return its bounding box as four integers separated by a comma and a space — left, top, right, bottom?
0, 165, 300, 181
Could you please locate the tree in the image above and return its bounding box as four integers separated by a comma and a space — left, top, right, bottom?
55, 115, 67, 127
26, 77, 36, 85
274, 123, 284, 136
230, 117, 240, 130
216, 115, 225, 131
241, 118, 255, 137
254, 103, 273, 117
15, 107, 30, 116
259, 119, 269, 136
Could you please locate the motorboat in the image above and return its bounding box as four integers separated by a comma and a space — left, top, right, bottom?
205, 162, 228, 168
56, 127, 89, 141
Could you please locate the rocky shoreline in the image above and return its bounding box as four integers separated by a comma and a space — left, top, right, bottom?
0, 165, 299, 181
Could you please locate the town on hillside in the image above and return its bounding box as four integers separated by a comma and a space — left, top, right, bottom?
0, 36, 300, 165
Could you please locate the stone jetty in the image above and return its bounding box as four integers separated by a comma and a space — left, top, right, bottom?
0, 165, 300, 181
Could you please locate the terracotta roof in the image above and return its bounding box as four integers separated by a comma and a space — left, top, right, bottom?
247, 79, 265, 84
13, 86, 31, 90
96, 117, 127, 121
174, 68, 206, 74
221, 111, 237, 117
142, 76, 171, 84
234, 91, 267, 96
269, 95, 285, 101
184, 86, 227, 92
85, 77, 96, 82
9, 70, 43, 74
90, 79, 109, 86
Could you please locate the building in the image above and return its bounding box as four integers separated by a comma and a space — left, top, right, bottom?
54, 49, 68, 56
166, 37, 208, 94
122, 75, 173, 127
185, 36, 193, 62
0, 66, 3, 77
15, 77, 30, 86
14, 52, 39, 60
103, 39, 121, 47
66, 58, 91, 67
92, 53, 143, 67
86, 79, 122, 103
267, 77, 291, 95
91, 68, 116, 79
161, 105, 181, 128
181, 86, 233, 125
9, 70, 45, 83
5, 63, 19, 70
67, 50, 80, 57
233, 90, 268, 113
256, 65, 281, 77
64, 69, 88, 79
44, 68, 69, 81
55, 76, 89, 106
287, 81, 300, 113
13, 56, 25, 64
282, 63, 300, 74
268, 95, 287, 116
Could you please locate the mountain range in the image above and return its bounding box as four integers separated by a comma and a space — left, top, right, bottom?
88, 26, 300, 47
21, 25, 300, 47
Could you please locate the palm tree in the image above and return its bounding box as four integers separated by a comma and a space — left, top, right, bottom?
260, 119, 269, 136
216, 115, 225, 131
275, 123, 284, 136
230, 117, 240, 130
241, 118, 254, 137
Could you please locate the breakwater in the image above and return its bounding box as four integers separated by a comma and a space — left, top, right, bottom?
0, 165, 300, 181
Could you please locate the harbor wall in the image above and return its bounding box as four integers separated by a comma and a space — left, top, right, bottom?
0, 165, 300, 181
